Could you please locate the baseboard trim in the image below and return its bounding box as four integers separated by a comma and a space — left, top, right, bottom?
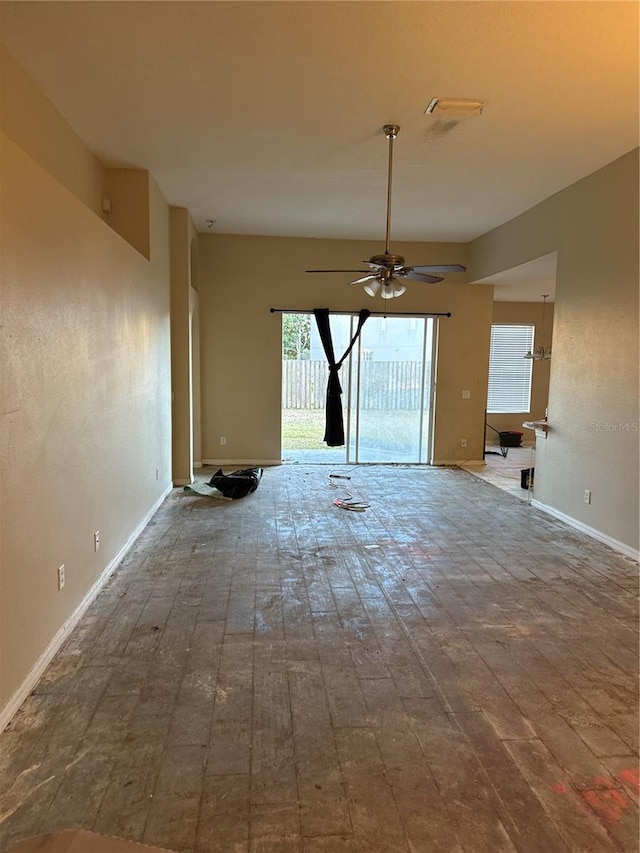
531, 499, 640, 561
201, 459, 282, 467
0, 485, 172, 733
432, 459, 485, 467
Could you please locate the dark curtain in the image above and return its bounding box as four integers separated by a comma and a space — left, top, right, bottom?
313, 308, 371, 446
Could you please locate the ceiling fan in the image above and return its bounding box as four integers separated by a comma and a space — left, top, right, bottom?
306, 124, 465, 299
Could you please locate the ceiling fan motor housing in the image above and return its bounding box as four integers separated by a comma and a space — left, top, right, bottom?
367, 252, 405, 270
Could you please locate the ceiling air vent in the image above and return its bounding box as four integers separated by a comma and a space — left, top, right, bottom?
425, 98, 486, 117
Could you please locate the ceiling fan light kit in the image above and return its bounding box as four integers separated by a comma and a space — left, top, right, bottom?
306, 124, 465, 299
524, 294, 552, 360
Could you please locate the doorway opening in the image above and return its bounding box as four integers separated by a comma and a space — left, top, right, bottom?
281, 313, 436, 464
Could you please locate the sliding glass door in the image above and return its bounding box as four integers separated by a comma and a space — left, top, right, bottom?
281, 313, 436, 464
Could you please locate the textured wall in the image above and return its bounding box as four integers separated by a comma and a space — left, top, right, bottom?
0, 135, 172, 711
470, 150, 639, 552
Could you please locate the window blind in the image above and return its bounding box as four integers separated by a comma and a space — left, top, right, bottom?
487, 324, 534, 413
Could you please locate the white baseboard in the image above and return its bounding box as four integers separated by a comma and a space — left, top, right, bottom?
201, 459, 281, 468
531, 499, 640, 561
0, 484, 172, 733
432, 459, 485, 467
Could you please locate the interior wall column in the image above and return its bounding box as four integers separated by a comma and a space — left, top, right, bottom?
169, 207, 193, 484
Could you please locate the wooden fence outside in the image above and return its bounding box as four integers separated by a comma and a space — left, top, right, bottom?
282, 360, 428, 410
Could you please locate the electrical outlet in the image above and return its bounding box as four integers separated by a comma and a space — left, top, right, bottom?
462, 390, 471, 399
220, 436, 227, 446
57, 564, 65, 590
584, 489, 591, 505
94, 530, 100, 551
460, 439, 467, 448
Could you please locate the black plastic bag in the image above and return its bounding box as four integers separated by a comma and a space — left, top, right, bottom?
208, 467, 263, 500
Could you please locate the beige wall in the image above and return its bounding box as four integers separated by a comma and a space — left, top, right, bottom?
102, 168, 151, 259
1, 46, 153, 260
198, 234, 492, 465
0, 45, 104, 216
0, 120, 172, 711
487, 301, 554, 440
170, 209, 200, 484
470, 150, 639, 553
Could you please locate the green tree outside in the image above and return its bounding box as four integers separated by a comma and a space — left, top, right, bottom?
282, 313, 311, 360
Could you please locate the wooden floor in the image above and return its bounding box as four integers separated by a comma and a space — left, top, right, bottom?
1, 465, 638, 852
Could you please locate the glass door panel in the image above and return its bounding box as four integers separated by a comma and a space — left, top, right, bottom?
282, 313, 351, 463
420, 319, 436, 463
348, 316, 434, 464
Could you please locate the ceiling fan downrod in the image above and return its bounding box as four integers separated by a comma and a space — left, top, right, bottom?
383, 124, 399, 259
303, 121, 465, 296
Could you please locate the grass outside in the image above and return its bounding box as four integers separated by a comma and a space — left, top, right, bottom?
281, 409, 327, 449
282, 407, 426, 452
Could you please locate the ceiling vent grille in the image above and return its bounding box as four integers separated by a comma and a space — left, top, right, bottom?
426, 97, 486, 116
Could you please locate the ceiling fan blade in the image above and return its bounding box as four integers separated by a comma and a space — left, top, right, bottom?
350, 275, 378, 286
305, 269, 371, 274
408, 264, 466, 274
401, 271, 444, 284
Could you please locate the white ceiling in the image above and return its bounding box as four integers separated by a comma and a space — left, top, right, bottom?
1, 2, 638, 261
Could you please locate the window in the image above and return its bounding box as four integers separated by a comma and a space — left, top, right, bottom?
487, 325, 534, 413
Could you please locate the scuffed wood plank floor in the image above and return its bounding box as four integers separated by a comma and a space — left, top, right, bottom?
1, 465, 638, 852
